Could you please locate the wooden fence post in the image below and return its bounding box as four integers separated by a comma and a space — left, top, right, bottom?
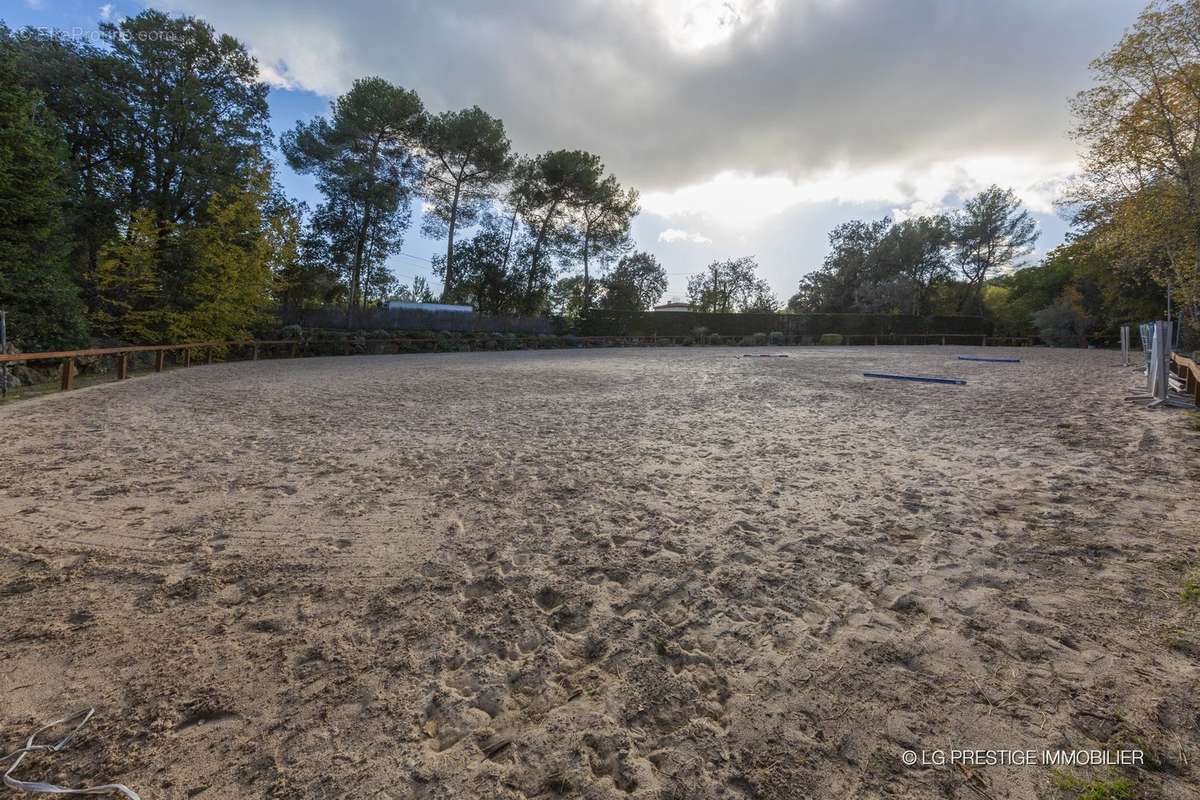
252, 343, 259, 361
290, 342, 298, 358
60, 359, 74, 391
117, 353, 129, 380
155, 351, 165, 372
207, 347, 214, 365
184, 347, 192, 368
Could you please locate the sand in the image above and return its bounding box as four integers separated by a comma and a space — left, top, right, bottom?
0, 345, 1198, 799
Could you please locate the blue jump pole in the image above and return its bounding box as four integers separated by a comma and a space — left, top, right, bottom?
863, 372, 967, 385
957, 356, 1020, 363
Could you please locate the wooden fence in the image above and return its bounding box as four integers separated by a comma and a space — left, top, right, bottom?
1171, 351, 1200, 406
0, 340, 297, 392
0, 337, 686, 393
0, 332, 1038, 395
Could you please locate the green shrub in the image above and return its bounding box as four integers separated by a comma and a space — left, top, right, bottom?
708, 333, 723, 345
577, 310, 993, 338
739, 335, 756, 346
692, 326, 709, 344
819, 333, 843, 345
1050, 772, 1136, 800
753, 332, 768, 345
769, 331, 784, 345
1032, 302, 1089, 347
280, 324, 303, 340
1182, 570, 1200, 602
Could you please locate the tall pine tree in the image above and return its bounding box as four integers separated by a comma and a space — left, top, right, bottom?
0, 46, 88, 350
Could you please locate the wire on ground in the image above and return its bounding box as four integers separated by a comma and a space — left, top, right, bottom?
2, 708, 140, 798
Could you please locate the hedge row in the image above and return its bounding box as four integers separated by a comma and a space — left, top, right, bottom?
575, 311, 993, 338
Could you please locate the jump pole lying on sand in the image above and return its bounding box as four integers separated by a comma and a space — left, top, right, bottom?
863, 372, 966, 385
738, 354, 790, 358
957, 355, 1021, 363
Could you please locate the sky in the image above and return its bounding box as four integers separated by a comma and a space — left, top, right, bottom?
8, 0, 1148, 302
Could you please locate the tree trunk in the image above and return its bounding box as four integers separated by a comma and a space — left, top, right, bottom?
582, 232, 592, 313
349, 135, 384, 327
349, 203, 372, 327
501, 208, 518, 269
957, 274, 983, 314
525, 198, 560, 310
441, 182, 463, 303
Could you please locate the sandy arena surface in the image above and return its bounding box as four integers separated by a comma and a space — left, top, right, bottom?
1, 346, 1199, 799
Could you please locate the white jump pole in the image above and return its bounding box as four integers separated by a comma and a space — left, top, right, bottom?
1127, 320, 1163, 402
1140, 322, 1152, 378
1128, 320, 1195, 409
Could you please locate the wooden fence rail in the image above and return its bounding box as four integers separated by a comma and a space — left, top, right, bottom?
0, 340, 298, 393
1, 332, 1036, 395
1171, 351, 1200, 406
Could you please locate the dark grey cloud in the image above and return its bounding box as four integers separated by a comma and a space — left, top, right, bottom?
158, 0, 1141, 190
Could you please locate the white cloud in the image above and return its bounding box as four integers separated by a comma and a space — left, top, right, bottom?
641, 156, 1077, 231
890, 200, 948, 223
99, 4, 114, 20
156, 0, 1138, 192
25, 0, 44, 10
643, 0, 780, 53
254, 58, 303, 91
658, 228, 713, 244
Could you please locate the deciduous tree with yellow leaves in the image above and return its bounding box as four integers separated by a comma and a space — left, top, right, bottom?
1068, 0, 1200, 320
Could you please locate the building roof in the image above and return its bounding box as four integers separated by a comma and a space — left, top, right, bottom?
386, 301, 474, 313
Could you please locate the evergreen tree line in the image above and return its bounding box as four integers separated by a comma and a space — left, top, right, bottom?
5, 1, 1199, 352
785, 186, 1039, 321
1, 12, 281, 349
0, 10, 660, 350
280, 77, 658, 324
